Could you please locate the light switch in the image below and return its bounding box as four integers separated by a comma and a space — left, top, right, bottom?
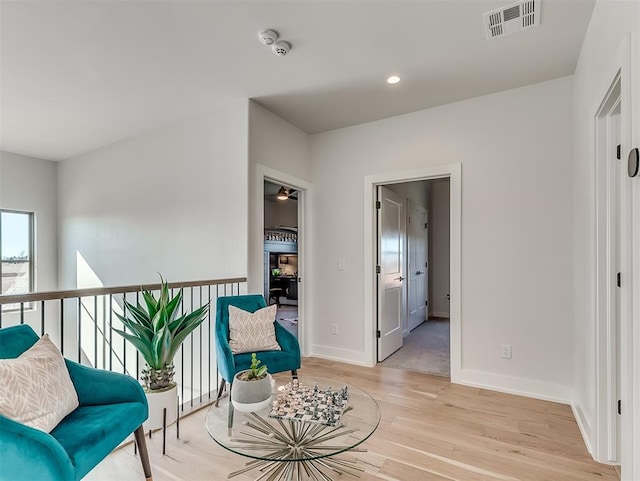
338, 259, 346, 270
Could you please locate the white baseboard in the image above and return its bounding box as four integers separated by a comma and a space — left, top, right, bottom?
309, 344, 371, 367
430, 311, 450, 319
457, 369, 572, 404
571, 402, 593, 456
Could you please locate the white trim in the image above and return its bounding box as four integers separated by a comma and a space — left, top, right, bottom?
430, 312, 451, 319
458, 369, 572, 405
309, 345, 371, 367
593, 71, 622, 464
363, 164, 462, 384
572, 402, 594, 456
256, 164, 312, 358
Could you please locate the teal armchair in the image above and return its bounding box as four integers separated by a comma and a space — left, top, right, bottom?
0, 325, 152, 481
214, 294, 300, 404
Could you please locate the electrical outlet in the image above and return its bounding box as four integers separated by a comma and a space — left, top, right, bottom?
501, 344, 512, 359
446, 293, 450, 302
338, 259, 346, 271
331, 323, 338, 335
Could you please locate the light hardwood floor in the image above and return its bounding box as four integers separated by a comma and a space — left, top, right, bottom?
86, 358, 618, 481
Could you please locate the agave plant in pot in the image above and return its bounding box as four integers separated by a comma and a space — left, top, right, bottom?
231, 353, 273, 413
113, 276, 209, 429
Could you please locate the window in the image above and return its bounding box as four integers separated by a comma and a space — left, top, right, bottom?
1, 210, 35, 311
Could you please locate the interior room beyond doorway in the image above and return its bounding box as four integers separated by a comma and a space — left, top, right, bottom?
379, 178, 451, 377
263, 180, 299, 339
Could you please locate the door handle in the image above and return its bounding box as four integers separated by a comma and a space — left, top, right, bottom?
395, 276, 405, 281
415, 270, 423, 276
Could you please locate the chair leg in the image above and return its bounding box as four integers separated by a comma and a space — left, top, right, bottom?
227, 386, 235, 429
214, 379, 227, 407
133, 425, 153, 481
292, 369, 298, 379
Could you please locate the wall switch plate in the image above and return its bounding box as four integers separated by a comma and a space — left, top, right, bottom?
501, 344, 512, 359
338, 259, 346, 270
331, 323, 338, 335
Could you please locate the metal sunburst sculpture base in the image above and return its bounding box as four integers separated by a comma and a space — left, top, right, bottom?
228, 410, 366, 480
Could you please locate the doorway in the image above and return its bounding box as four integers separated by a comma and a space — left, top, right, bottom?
264, 180, 299, 339
364, 164, 461, 379
377, 179, 452, 378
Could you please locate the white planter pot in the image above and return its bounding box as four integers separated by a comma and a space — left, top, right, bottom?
231, 372, 273, 413
143, 384, 178, 431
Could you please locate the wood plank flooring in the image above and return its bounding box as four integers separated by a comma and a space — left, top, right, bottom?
86, 358, 618, 481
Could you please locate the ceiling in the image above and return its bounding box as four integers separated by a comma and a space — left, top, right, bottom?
0, 0, 595, 161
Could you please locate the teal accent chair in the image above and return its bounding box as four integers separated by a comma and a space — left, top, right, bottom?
214, 295, 300, 406
0, 324, 153, 481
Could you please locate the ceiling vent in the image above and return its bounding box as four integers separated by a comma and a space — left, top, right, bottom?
483, 0, 541, 39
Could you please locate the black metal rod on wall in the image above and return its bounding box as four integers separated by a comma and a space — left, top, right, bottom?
77, 297, 82, 364
40, 300, 45, 336
94, 296, 98, 368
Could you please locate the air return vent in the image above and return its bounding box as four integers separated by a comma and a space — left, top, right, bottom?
483, 0, 541, 39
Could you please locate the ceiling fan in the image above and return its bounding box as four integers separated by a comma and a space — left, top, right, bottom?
265, 185, 297, 201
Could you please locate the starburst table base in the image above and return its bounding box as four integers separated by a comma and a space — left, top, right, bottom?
227, 412, 366, 480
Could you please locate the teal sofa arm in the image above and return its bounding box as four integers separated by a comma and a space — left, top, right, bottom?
65, 360, 147, 410
0, 415, 75, 481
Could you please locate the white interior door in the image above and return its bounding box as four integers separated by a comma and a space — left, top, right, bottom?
377, 186, 405, 361
408, 201, 428, 332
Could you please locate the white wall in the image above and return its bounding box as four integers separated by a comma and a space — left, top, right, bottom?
309, 76, 574, 400
0, 151, 59, 334
57, 103, 249, 288
247, 101, 310, 294
428, 179, 450, 318
264, 198, 297, 229
571, 0, 640, 471
386, 180, 429, 208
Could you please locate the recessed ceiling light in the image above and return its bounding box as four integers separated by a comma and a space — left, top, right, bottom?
387, 75, 401, 84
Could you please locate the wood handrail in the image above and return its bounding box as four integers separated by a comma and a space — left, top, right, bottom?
0, 277, 247, 304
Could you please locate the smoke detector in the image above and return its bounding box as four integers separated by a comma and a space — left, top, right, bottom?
483, 0, 541, 39
272, 41, 291, 57
259, 29, 279, 46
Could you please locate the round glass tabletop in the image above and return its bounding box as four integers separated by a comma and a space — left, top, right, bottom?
205, 376, 380, 463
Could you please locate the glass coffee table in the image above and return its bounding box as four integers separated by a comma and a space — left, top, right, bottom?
206, 376, 380, 480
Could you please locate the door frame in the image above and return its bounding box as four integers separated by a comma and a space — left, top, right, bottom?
591, 33, 637, 476
593, 72, 622, 463
363, 163, 461, 382
256, 164, 311, 357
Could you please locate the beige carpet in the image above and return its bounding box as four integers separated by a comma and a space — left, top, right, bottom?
276, 305, 298, 339
380, 318, 450, 377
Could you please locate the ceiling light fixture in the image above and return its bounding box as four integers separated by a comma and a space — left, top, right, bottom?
276, 186, 289, 200
387, 75, 401, 84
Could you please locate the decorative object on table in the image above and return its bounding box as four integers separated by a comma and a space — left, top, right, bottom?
268, 379, 350, 427
231, 353, 273, 412
0, 325, 153, 481
112, 275, 209, 430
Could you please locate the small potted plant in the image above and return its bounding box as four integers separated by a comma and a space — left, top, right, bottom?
231, 353, 272, 412
112, 275, 209, 429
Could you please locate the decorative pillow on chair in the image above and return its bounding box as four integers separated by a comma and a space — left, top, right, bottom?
228, 304, 281, 354
0, 334, 79, 433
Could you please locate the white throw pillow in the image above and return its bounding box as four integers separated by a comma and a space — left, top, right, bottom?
228, 304, 281, 354
0, 334, 79, 432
